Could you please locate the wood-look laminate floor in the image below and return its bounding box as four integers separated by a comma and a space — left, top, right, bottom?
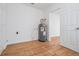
1, 37, 79, 56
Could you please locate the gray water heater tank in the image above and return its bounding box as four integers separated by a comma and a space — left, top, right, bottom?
38, 24, 47, 42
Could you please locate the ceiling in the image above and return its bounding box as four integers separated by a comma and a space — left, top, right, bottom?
24, 3, 53, 11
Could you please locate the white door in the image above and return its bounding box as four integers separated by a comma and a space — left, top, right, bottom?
75, 11, 79, 52
60, 9, 78, 52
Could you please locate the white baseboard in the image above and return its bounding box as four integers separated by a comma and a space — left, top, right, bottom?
7, 39, 37, 46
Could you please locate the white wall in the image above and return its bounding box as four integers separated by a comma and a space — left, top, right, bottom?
0, 4, 7, 54
49, 13, 60, 38
0, 3, 44, 54
6, 4, 44, 44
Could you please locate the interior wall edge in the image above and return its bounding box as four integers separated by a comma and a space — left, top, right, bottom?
0, 44, 7, 55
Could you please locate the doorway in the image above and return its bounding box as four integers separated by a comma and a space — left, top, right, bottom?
49, 12, 60, 41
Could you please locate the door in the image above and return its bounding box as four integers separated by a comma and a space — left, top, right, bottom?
60, 9, 78, 52
75, 11, 79, 52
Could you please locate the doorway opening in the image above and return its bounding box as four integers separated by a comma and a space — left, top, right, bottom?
49, 12, 60, 41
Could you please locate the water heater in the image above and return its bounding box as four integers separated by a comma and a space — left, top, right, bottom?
38, 19, 47, 42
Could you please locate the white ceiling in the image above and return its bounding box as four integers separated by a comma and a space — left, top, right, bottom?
24, 3, 53, 11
